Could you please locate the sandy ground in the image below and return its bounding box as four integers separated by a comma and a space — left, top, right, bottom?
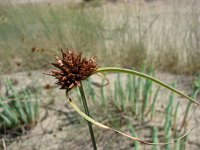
0, 69, 199, 150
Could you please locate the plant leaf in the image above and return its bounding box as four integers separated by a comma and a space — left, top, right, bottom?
95, 67, 199, 105
67, 97, 193, 145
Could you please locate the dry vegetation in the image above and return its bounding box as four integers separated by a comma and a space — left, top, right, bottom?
0, 0, 200, 74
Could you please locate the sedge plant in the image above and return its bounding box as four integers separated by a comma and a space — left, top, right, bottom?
0, 80, 39, 133
47, 49, 199, 150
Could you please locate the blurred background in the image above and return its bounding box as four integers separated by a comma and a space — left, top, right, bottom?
0, 0, 200, 74
0, 0, 200, 150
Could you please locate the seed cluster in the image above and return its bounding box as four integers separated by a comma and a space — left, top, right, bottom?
47, 49, 98, 91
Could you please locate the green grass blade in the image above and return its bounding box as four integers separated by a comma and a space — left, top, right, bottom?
0, 97, 19, 125
95, 67, 199, 105
180, 89, 199, 130
0, 114, 13, 128
117, 74, 125, 110
6, 80, 28, 123
127, 74, 133, 101
150, 86, 160, 119
129, 125, 140, 150
114, 80, 120, 110
142, 79, 152, 121
23, 90, 32, 122
173, 102, 180, 137
152, 127, 160, 150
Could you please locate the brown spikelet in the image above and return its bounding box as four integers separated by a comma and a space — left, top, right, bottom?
47, 49, 98, 91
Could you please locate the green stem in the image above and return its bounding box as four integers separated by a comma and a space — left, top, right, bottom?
79, 82, 97, 150
95, 67, 199, 105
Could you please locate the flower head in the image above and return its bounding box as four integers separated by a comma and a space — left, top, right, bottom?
47, 49, 98, 91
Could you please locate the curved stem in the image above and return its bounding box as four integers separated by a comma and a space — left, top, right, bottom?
95, 67, 199, 105
67, 97, 193, 145
79, 82, 97, 150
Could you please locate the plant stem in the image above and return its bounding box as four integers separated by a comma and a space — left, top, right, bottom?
96, 67, 199, 105
79, 81, 97, 150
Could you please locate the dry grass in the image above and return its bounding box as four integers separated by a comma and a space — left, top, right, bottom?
0, 0, 200, 75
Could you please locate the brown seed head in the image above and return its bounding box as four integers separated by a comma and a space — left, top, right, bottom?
47, 49, 98, 91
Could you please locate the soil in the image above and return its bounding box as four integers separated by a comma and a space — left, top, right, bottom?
0, 69, 199, 150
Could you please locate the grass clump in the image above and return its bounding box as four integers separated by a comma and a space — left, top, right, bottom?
0, 79, 39, 135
